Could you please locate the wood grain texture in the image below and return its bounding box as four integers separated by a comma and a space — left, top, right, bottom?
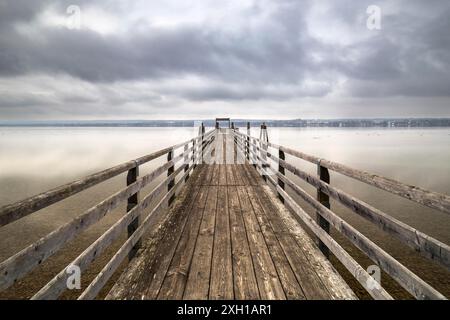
183, 185, 218, 299
209, 186, 234, 299
105, 133, 357, 300
234, 130, 450, 215
228, 186, 259, 300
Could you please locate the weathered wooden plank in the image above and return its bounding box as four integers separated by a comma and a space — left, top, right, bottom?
134, 191, 199, 300
264, 167, 444, 299
143, 168, 209, 300
274, 184, 393, 300
209, 186, 234, 300
156, 185, 209, 300
231, 164, 244, 186
110, 165, 207, 300
247, 138, 450, 272
251, 185, 331, 299
236, 165, 251, 186
244, 163, 264, 186
32, 164, 188, 300
0, 151, 190, 291
237, 165, 255, 186
264, 185, 357, 300
237, 186, 286, 300
0, 131, 214, 227
215, 133, 224, 165
228, 186, 260, 300
75, 162, 198, 300
183, 186, 218, 299
231, 141, 356, 299
219, 165, 227, 186
222, 133, 227, 163
210, 165, 219, 186
226, 165, 236, 186
202, 162, 215, 186
278, 158, 450, 271
104, 165, 205, 299
245, 186, 306, 300
236, 130, 450, 215
276, 172, 446, 300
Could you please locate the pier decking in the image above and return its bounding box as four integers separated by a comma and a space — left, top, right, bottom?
107, 161, 353, 299
0, 123, 449, 300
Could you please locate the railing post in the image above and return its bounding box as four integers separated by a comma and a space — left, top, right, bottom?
201, 123, 205, 164
184, 143, 190, 182
168, 149, 175, 206
252, 137, 257, 168
260, 122, 269, 181
127, 163, 140, 260
317, 161, 330, 258
278, 149, 285, 203
192, 138, 196, 169
246, 122, 250, 162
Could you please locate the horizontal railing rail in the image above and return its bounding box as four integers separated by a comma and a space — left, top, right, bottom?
234, 130, 450, 215
1, 125, 448, 300
77, 138, 217, 300
0, 128, 216, 298
0, 129, 214, 227
234, 132, 450, 270
232, 135, 392, 299
232, 129, 449, 300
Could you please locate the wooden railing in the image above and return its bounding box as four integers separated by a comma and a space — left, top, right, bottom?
0, 128, 215, 299
1, 126, 449, 300
232, 129, 450, 300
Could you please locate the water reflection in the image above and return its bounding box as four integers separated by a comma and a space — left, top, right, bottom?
0, 127, 449, 299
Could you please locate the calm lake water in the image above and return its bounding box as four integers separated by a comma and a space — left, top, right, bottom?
0, 127, 449, 299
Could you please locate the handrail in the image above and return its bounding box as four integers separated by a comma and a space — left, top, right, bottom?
32, 145, 206, 300
235, 132, 450, 271
78, 139, 218, 300
0, 145, 193, 290
77, 158, 196, 300
1, 126, 448, 300
234, 130, 450, 215
233, 134, 392, 299
0, 129, 214, 227
0, 129, 215, 295
232, 130, 448, 300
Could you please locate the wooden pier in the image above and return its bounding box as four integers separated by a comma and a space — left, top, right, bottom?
0, 123, 449, 300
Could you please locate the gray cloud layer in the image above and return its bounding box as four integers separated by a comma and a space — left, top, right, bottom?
0, 0, 449, 119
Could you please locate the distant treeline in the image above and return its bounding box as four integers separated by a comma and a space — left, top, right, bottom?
1, 118, 450, 128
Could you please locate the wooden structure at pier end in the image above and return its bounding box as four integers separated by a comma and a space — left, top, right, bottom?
0, 121, 449, 300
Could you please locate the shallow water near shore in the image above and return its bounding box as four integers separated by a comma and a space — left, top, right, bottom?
0, 126, 449, 299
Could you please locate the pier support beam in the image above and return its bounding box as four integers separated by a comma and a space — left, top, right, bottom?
316, 161, 331, 258
127, 164, 140, 260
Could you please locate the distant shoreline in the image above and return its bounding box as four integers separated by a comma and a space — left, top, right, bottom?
1, 118, 450, 128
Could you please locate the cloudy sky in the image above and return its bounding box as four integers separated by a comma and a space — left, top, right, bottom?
0, 0, 449, 120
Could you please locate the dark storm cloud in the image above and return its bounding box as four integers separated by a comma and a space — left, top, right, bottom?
0, 1, 317, 85
0, 0, 449, 118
